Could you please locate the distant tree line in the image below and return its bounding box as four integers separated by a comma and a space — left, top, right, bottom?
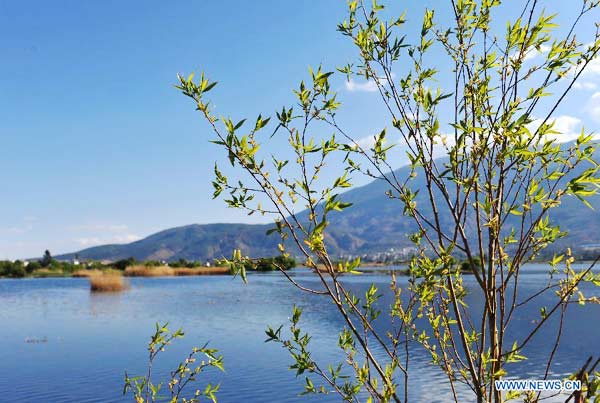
0, 251, 296, 278
168, 259, 205, 268
246, 255, 296, 271
0, 250, 77, 278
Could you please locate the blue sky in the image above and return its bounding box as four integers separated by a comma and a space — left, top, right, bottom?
2, 1, 599, 260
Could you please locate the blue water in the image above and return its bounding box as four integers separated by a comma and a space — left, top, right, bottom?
0, 264, 598, 402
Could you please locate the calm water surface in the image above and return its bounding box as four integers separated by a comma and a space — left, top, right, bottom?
0, 264, 598, 402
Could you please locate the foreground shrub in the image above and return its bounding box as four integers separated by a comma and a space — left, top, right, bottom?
124, 323, 223, 403
178, 0, 600, 400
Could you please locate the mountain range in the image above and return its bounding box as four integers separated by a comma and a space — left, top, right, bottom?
58, 147, 600, 262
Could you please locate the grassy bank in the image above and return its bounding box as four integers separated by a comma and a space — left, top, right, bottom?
173, 266, 231, 275
0, 258, 232, 279
124, 265, 230, 277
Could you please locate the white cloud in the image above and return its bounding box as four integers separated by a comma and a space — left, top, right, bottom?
573, 81, 597, 90
548, 115, 583, 142
570, 46, 600, 91
349, 126, 399, 150
585, 53, 600, 75
508, 45, 550, 63
69, 223, 129, 232
352, 135, 378, 149
504, 42, 597, 92
522, 44, 551, 61
5, 225, 33, 235
70, 222, 141, 248
528, 115, 599, 143
1, 216, 35, 235
345, 79, 379, 92
344, 73, 396, 93
586, 92, 600, 122
77, 237, 103, 247
77, 233, 141, 247
348, 128, 453, 164
513, 42, 598, 91
114, 234, 141, 243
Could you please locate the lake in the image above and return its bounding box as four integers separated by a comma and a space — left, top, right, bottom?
0, 264, 598, 402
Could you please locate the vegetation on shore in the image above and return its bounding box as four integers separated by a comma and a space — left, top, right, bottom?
123, 265, 229, 277
173, 266, 231, 275
124, 265, 176, 277
3, 250, 595, 280
242, 255, 297, 272
0, 251, 295, 279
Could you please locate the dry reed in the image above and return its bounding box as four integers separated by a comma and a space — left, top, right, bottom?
73, 269, 103, 277
124, 265, 175, 277
89, 274, 128, 292
32, 268, 65, 277
173, 266, 230, 276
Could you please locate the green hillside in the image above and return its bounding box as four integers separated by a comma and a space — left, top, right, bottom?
58, 146, 600, 262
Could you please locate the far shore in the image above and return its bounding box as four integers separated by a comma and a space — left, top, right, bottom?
3, 259, 597, 280
0, 265, 231, 279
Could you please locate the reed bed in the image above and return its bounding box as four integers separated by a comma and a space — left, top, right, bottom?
31, 268, 66, 278
173, 266, 230, 276
124, 265, 231, 277
124, 265, 175, 277
89, 274, 128, 292
74, 269, 122, 277
73, 269, 103, 278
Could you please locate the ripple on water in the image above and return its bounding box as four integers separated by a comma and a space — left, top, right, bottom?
0, 269, 598, 402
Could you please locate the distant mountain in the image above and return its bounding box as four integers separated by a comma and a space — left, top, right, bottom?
58, 146, 600, 262
58, 223, 278, 262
